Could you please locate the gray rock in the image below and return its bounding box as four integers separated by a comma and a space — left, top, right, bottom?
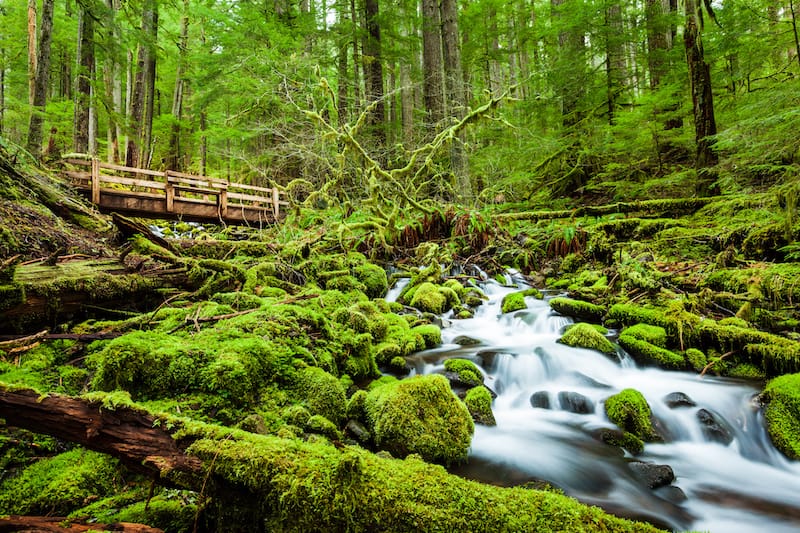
629, 461, 675, 489
558, 391, 595, 414
663, 392, 697, 409
530, 391, 551, 409
697, 408, 734, 445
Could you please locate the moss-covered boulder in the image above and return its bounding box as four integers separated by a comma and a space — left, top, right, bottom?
618, 333, 685, 370
501, 288, 543, 314
294, 366, 347, 426
604, 389, 660, 442
409, 282, 448, 314
762, 373, 800, 460
558, 323, 616, 355
364, 374, 474, 465
465, 386, 497, 426
550, 297, 605, 322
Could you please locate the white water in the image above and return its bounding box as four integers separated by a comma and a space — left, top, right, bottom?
400, 278, 800, 532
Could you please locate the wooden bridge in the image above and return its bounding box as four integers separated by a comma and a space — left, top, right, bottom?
64, 158, 288, 225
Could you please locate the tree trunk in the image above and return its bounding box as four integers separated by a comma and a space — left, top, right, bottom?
684, 0, 718, 182
104, 0, 123, 163
440, 0, 471, 201
166, 0, 189, 171
605, 2, 626, 124
142, 5, 158, 169
26, 0, 55, 158
126, 1, 158, 169
350, 0, 362, 113
73, 1, 95, 154
363, 0, 385, 145
27, 0, 37, 106
645, 0, 670, 89
551, 0, 586, 128
421, 0, 444, 128
336, 4, 349, 127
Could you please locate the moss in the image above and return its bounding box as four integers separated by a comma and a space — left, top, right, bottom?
353, 263, 388, 299
763, 373, 800, 459
558, 323, 616, 355
0, 282, 24, 311
306, 414, 344, 441
444, 358, 484, 387
364, 374, 474, 465
443, 279, 467, 299
388, 356, 409, 374
728, 363, 766, 380
501, 291, 527, 313
465, 386, 496, 426
0, 448, 121, 516
620, 324, 667, 348
346, 389, 368, 421
71, 489, 199, 533
563, 323, 608, 336
602, 430, 644, 455
618, 335, 685, 369
375, 342, 403, 366
550, 297, 605, 322
412, 324, 442, 349
685, 348, 707, 372
294, 366, 347, 426
604, 389, 659, 442
325, 274, 367, 293
409, 282, 447, 314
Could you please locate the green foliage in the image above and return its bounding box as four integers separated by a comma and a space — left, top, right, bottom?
558, 323, 616, 355
364, 374, 474, 465
0, 448, 121, 516
604, 389, 658, 442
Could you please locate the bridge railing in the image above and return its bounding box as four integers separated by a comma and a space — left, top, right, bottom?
64, 158, 288, 220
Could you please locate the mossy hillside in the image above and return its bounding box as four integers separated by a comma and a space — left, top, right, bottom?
604, 389, 659, 442
0, 448, 122, 516
558, 322, 616, 355
364, 374, 474, 465
763, 373, 800, 460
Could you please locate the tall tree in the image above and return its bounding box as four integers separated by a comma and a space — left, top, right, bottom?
421, 0, 444, 127
363, 0, 385, 144
27, 0, 37, 106
684, 0, 718, 186
441, 0, 470, 200
166, 0, 190, 171
73, 0, 96, 154
126, 0, 158, 168
26, 0, 55, 158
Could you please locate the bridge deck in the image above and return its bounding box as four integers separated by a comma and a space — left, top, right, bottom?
65, 159, 288, 225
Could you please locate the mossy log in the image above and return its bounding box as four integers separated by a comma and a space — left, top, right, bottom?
0, 259, 190, 334
494, 197, 718, 222
0, 386, 664, 533
0, 515, 164, 532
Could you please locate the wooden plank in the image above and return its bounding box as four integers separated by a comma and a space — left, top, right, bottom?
97, 174, 167, 190
227, 191, 274, 204
272, 187, 280, 218
165, 182, 175, 212
167, 170, 227, 186
98, 161, 166, 178
168, 175, 227, 189
228, 182, 275, 194
220, 190, 228, 218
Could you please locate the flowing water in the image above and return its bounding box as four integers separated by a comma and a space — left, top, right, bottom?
388, 276, 800, 532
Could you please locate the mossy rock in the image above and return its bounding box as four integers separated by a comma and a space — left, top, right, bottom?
620, 324, 667, 348
763, 373, 800, 460
550, 297, 605, 322
618, 335, 685, 370
501, 292, 527, 314
294, 366, 347, 426
364, 374, 474, 465
685, 348, 707, 372
353, 263, 388, 299
0, 449, 121, 516
411, 324, 442, 349
443, 358, 484, 388
604, 389, 659, 442
409, 282, 448, 314
465, 386, 496, 426
558, 323, 616, 355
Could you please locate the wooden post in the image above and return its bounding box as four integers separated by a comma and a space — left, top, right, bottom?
165, 181, 175, 213
91, 158, 100, 204
219, 186, 228, 218
272, 187, 280, 219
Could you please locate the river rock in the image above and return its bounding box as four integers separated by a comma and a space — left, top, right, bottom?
663, 392, 696, 409
570, 371, 612, 389
452, 335, 482, 346
696, 408, 734, 445
558, 391, 595, 414
629, 461, 675, 489
654, 485, 688, 504
530, 391, 551, 409
345, 419, 371, 444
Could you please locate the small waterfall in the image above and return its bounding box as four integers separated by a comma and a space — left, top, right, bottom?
419, 280, 800, 532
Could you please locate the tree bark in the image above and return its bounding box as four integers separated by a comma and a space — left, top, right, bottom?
166, 0, 189, 171
421, 0, 444, 127
27, 0, 37, 106
605, 2, 626, 124
0, 515, 164, 533
73, 1, 95, 154
363, 0, 385, 145
684, 0, 718, 178
26, 0, 55, 158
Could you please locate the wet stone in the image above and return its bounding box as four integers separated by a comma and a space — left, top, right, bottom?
558, 391, 595, 414
452, 335, 482, 346
530, 391, 551, 409
697, 408, 734, 445
664, 392, 697, 409
629, 461, 676, 489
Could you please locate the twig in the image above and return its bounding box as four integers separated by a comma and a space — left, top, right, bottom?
699, 350, 736, 377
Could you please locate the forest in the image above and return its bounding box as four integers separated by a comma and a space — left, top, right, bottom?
0, 0, 800, 531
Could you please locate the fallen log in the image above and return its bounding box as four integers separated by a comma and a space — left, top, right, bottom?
493, 197, 720, 222
0, 386, 664, 533
0, 516, 163, 533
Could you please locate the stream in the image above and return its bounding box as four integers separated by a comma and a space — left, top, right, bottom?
388, 274, 800, 532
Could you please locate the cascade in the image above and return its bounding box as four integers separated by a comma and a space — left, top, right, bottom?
399, 278, 800, 532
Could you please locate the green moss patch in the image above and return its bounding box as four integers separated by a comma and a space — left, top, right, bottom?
604, 389, 659, 442
763, 373, 800, 460
550, 297, 605, 322
559, 322, 616, 355
618, 335, 685, 370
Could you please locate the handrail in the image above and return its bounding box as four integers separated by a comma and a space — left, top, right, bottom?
64, 158, 287, 219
